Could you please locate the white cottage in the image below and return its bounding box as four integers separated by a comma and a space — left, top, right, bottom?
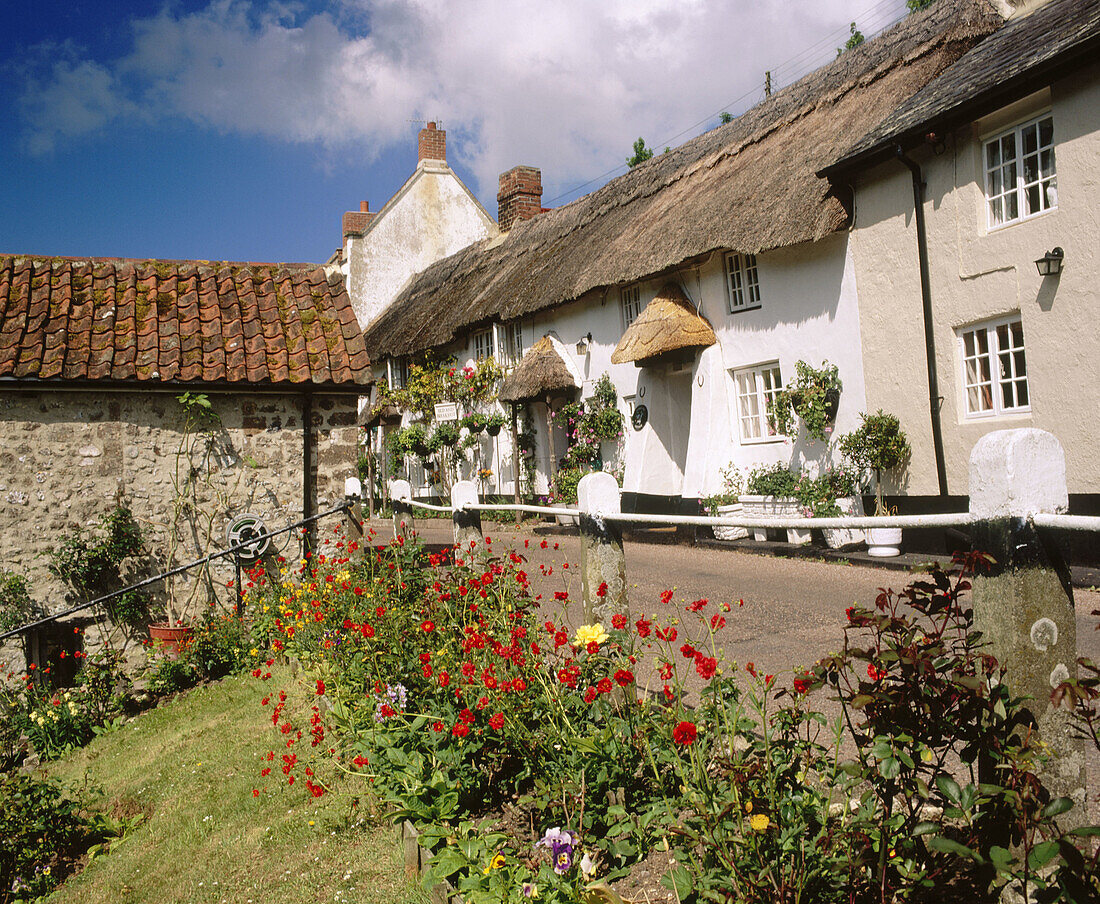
360, 1, 1002, 513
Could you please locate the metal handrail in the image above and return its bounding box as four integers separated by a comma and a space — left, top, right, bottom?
0, 500, 352, 642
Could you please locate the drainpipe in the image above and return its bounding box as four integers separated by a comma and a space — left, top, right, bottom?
302, 392, 315, 556
894, 146, 949, 498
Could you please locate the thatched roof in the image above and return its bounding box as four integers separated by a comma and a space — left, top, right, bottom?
822, 0, 1100, 176
611, 283, 716, 366
499, 335, 581, 402
363, 0, 1001, 361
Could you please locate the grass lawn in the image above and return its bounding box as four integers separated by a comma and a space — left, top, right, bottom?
45, 668, 427, 904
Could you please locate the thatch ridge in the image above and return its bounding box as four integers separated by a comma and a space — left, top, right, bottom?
499, 335, 581, 402
611, 283, 717, 365
364, 0, 1003, 361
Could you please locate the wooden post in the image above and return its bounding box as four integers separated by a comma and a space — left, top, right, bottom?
389, 478, 414, 540
344, 476, 365, 562
577, 471, 627, 625
968, 428, 1085, 824
511, 403, 523, 525
451, 480, 483, 556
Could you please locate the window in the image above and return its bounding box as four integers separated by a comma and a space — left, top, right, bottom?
984, 114, 1056, 228
386, 356, 408, 389
621, 286, 643, 328
732, 362, 784, 442
495, 321, 524, 368
473, 328, 494, 361
725, 253, 761, 313
958, 316, 1029, 418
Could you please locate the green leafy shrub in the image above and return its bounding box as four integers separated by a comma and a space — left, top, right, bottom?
184, 609, 251, 681
745, 463, 800, 498
769, 360, 843, 441
839, 410, 911, 514
701, 464, 743, 515
0, 571, 42, 633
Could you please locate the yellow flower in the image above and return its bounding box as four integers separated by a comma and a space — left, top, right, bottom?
744, 801, 752, 813
574, 624, 610, 647
483, 853, 506, 875
750, 814, 770, 832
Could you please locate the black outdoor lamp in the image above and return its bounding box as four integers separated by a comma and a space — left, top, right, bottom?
1034, 247, 1064, 277
575, 332, 592, 355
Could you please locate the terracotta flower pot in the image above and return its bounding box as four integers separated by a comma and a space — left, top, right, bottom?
148, 623, 193, 657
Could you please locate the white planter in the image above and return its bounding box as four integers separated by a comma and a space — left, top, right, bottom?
867, 526, 902, 557
555, 506, 579, 527
712, 503, 749, 541
740, 495, 808, 544
823, 496, 866, 549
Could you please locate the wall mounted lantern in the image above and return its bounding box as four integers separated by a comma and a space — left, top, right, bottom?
1035, 247, 1064, 277
575, 332, 592, 355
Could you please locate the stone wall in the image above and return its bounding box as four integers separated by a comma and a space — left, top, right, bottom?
0, 388, 358, 669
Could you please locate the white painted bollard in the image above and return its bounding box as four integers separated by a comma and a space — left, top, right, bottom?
450, 480, 483, 554
389, 479, 414, 541
968, 429, 1084, 820
344, 476, 365, 559
577, 472, 627, 624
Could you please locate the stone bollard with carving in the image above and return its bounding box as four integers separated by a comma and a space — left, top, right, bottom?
577, 472, 628, 625
389, 479, 414, 541
968, 428, 1085, 824
450, 480, 484, 556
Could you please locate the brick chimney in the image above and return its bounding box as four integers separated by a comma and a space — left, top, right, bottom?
497, 166, 543, 231
418, 122, 446, 162
342, 201, 375, 239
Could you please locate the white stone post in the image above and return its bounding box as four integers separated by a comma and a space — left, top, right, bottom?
389, 479, 414, 541
450, 480, 483, 553
577, 472, 627, 624
968, 428, 1084, 821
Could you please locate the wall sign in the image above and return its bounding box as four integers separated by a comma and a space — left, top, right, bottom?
433, 402, 459, 421
631, 405, 648, 431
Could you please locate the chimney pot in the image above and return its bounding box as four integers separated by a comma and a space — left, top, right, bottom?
360, 201, 370, 212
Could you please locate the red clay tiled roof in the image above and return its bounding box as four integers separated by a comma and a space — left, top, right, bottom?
0, 256, 371, 387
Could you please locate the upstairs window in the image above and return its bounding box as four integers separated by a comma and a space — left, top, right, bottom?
386, 356, 408, 389
495, 321, 524, 368
984, 114, 1056, 228
732, 362, 784, 443
958, 315, 1029, 418
473, 328, 494, 361
725, 253, 761, 313
621, 286, 643, 328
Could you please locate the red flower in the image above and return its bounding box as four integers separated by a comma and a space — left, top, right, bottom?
452, 723, 470, 738
584, 686, 598, 704
746, 662, 757, 677
680, 643, 697, 660
687, 598, 708, 612
695, 656, 717, 680
635, 618, 651, 638
660, 590, 674, 605
611, 613, 627, 630
614, 669, 634, 686
867, 663, 887, 682
489, 712, 504, 730
793, 675, 811, 695
673, 721, 697, 746
512, 678, 527, 692
597, 677, 613, 695
710, 613, 726, 631
596, 582, 608, 598
438, 670, 451, 687
459, 708, 476, 724
421, 620, 435, 633
315, 680, 325, 696
419, 652, 431, 664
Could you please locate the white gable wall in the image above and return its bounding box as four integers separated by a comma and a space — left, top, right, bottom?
346, 161, 498, 332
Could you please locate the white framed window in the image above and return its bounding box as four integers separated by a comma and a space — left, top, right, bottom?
495, 321, 524, 368
473, 328, 494, 361
984, 114, 1056, 229
621, 286, 643, 328
958, 315, 1029, 418
386, 356, 408, 389
732, 362, 784, 443
725, 253, 761, 313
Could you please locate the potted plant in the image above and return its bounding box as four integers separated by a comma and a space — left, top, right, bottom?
462, 413, 486, 435
429, 422, 460, 449
794, 466, 865, 549
839, 410, 911, 556
703, 465, 747, 541
401, 424, 430, 458
769, 360, 843, 442
485, 412, 507, 437
741, 464, 806, 544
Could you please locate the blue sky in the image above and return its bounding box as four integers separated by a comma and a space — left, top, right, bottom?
1, 0, 909, 265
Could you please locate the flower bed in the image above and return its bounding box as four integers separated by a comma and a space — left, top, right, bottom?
243, 531, 1100, 903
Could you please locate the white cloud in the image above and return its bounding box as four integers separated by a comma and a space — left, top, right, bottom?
16, 0, 907, 200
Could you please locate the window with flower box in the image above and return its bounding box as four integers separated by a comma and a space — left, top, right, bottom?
958, 315, 1029, 418
732, 362, 784, 443
725, 253, 761, 313
984, 113, 1056, 229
